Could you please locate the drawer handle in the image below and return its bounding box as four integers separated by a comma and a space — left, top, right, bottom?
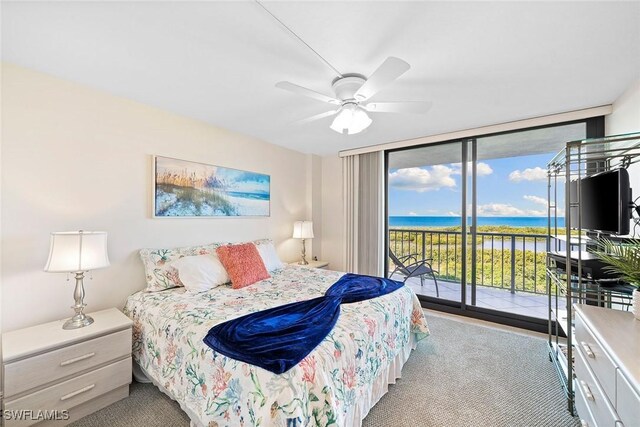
60, 352, 96, 366
580, 342, 595, 358
579, 380, 594, 402
60, 384, 95, 401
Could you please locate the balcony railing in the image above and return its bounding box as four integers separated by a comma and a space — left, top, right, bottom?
389, 228, 549, 295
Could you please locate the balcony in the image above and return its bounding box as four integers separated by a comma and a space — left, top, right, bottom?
389, 228, 553, 319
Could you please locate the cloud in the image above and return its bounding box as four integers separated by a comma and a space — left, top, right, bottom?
476, 202, 552, 217
389, 166, 456, 192
522, 195, 565, 216
448, 211, 461, 217
477, 203, 526, 216
476, 162, 494, 176
509, 167, 547, 182
450, 162, 493, 176
408, 211, 418, 216
523, 195, 548, 206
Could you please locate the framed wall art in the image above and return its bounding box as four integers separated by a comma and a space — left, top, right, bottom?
153, 156, 270, 217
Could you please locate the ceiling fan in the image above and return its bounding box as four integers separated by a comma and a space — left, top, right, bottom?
276, 57, 432, 135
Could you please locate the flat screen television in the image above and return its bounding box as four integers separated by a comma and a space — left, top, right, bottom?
569, 168, 632, 235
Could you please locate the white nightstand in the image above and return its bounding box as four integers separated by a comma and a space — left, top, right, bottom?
2, 308, 133, 426
290, 260, 329, 269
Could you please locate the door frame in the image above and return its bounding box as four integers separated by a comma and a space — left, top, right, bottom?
384, 116, 605, 332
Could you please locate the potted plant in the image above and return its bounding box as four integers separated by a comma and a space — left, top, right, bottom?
593, 238, 640, 320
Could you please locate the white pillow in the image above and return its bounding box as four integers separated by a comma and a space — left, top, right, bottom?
255, 241, 285, 272
171, 254, 229, 293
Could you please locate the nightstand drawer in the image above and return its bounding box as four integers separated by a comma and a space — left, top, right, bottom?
575, 346, 620, 427
616, 369, 640, 427
4, 358, 131, 427
575, 313, 617, 400
4, 329, 131, 397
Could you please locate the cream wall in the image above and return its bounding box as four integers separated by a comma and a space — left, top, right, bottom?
605, 79, 640, 234
605, 79, 640, 136
1, 63, 312, 332
320, 155, 344, 271
305, 155, 323, 261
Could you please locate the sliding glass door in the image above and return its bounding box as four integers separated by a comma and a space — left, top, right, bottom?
387, 140, 465, 304
386, 119, 601, 328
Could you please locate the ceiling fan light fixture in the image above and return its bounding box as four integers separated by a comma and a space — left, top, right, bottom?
330, 104, 372, 135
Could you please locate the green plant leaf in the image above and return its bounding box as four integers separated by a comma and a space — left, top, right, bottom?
593, 238, 640, 289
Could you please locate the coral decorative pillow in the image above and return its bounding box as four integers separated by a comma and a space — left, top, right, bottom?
216, 243, 270, 289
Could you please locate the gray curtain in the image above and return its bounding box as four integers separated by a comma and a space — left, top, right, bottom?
342, 152, 384, 276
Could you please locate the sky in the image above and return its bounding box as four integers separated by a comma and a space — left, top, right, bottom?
388, 152, 564, 217
156, 156, 270, 194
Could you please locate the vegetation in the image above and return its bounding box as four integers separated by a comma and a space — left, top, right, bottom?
156, 184, 237, 216
592, 238, 640, 289
389, 226, 550, 294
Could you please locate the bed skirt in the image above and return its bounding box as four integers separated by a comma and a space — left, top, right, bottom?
346, 333, 418, 427
134, 333, 418, 427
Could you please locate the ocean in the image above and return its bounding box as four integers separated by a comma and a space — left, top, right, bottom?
225, 191, 270, 201
389, 216, 565, 228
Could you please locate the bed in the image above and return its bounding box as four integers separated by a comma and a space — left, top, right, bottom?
123, 264, 429, 427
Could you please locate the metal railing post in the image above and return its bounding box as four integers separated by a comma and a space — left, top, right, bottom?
510, 235, 516, 294
388, 228, 546, 295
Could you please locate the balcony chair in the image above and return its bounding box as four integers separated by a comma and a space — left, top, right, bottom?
389, 249, 439, 297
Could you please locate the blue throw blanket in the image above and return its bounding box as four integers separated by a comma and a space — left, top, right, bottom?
203, 273, 404, 374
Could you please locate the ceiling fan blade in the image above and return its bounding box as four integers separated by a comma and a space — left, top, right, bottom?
354, 57, 410, 101
276, 81, 341, 105
294, 110, 338, 125
363, 101, 433, 114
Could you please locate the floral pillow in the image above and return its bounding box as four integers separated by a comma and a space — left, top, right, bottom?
139, 243, 225, 292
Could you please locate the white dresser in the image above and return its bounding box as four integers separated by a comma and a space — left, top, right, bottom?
2, 308, 133, 426
574, 304, 640, 427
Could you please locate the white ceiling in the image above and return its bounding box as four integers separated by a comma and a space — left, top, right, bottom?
2, 1, 640, 156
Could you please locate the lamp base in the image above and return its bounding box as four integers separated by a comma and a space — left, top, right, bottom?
299, 238, 308, 265
63, 271, 93, 330
63, 314, 94, 330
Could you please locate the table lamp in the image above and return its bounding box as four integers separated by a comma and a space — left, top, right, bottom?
292, 221, 314, 265
44, 231, 110, 329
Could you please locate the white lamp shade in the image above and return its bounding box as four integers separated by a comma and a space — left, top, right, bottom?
330, 104, 372, 135
292, 221, 314, 239
44, 231, 110, 272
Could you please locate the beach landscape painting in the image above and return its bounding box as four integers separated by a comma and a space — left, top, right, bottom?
154, 156, 270, 217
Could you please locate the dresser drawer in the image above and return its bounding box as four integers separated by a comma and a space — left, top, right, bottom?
575, 313, 617, 400
4, 357, 131, 427
575, 377, 597, 427
616, 369, 640, 427
4, 329, 131, 397
575, 346, 620, 427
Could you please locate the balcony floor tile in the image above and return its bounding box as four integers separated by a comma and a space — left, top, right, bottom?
397, 276, 553, 320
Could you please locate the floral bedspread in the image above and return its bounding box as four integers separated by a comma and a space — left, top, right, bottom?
123, 265, 429, 427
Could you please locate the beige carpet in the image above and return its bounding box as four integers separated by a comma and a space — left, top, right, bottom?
71, 312, 578, 427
